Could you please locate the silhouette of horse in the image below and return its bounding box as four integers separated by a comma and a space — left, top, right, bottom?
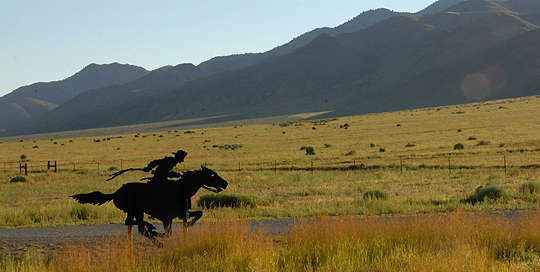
70, 166, 227, 245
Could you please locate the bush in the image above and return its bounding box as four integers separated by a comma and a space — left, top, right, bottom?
468, 136, 477, 141
477, 140, 490, 146
196, 193, 258, 208
212, 144, 244, 150
363, 190, 388, 200
20, 154, 27, 160
300, 146, 316, 155
519, 181, 540, 195
454, 143, 465, 150
108, 166, 120, 172
464, 185, 507, 204
70, 205, 91, 220
10, 176, 27, 183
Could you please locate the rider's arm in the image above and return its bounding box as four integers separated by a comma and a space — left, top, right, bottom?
143, 159, 159, 172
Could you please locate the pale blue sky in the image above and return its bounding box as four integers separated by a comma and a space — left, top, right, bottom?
0, 0, 436, 97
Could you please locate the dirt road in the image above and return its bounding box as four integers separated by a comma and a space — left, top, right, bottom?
0, 219, 293, 257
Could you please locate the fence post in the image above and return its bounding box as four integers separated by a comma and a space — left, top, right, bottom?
274, 160, 277, 172
19, 163, 27, 175
47, 161, 57, 173
400, 160, 403, 175
448, 157, 451, 175
504, 155, 507, 175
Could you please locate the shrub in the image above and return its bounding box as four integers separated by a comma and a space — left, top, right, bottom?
212, 144, 244, 150
363, 190, 388, 200
379, 148, 386, 152
300, 146, 316, 155
345, 150, 356, 156
70, 205, 90, 220
108, 166, 120, 172
477, 140, 490, 146
196, 193, 258, 208
405, 143, 416, 147
519, 181, 540, 195
468, 136, 477, 141
10, 176, 27, 183
370, 143, 376, 148
464, 185, 507, 204
20, 154, 27, 160
454, 143, 465, 150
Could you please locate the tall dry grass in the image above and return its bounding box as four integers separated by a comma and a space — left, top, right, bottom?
4, 212, 540, 271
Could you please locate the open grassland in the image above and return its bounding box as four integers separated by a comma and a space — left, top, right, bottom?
3, 212, 540, 271
0, 96, 539, 227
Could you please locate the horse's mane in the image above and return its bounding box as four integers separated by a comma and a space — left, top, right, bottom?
178, 167, 205, 181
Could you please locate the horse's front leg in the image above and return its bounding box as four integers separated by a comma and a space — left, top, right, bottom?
186, 210, 202, 227
156, 219, 173, 238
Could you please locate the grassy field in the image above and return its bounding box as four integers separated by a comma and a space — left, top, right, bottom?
0, 96, 539, 227
0, 96, 539, 270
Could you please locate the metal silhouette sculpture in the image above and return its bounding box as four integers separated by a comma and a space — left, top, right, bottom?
70, 166, 228, 246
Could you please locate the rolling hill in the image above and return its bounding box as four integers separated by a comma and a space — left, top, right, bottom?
6, 0, 540, 136
0, 63, 149, 132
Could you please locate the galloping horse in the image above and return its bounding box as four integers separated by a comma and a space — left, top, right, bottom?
70, 166, 227, 245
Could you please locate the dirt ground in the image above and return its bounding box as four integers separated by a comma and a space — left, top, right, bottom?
0, 219, 293, 258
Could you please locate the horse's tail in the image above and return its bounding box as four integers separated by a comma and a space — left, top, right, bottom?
70, 191, 113, 205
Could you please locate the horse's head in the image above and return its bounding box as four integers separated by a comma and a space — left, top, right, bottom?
200, 166, 228, 193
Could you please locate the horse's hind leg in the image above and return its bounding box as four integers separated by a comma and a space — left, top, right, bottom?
125, 214, 136, 243
133, 213, 163, 247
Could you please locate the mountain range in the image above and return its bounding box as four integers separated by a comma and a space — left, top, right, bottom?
3, 0, 540, 136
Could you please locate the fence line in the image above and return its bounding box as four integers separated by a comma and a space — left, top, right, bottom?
1, 153, 537, 176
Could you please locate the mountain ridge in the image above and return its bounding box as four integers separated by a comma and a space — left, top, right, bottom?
0, 63, 149, 132
6, 0, 540, 137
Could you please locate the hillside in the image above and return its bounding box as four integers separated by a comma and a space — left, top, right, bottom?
0, 63, 149, 132
197, 0, 465, 75
7, 0, 540, 136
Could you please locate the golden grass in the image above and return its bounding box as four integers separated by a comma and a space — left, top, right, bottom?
4, 212, 540, 271
0, 96, 539, 227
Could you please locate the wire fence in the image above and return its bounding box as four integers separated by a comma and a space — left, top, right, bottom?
3, 151, 538, 177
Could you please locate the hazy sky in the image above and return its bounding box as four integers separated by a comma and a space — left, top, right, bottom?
1, 0, 436, 97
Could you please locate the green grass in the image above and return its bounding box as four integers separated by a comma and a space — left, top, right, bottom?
0, 96, 539, 227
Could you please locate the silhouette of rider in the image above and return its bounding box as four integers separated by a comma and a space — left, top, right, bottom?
143, 150, 187, 183
142, 150, 191, 225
